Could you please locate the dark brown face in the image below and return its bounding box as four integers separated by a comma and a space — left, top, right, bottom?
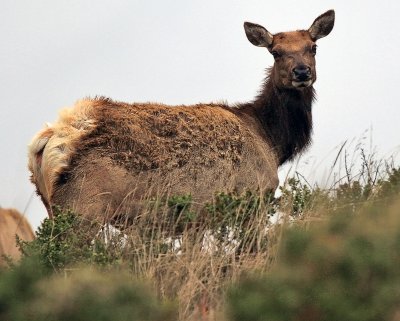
269, 31, 317, 89
244, 10, 335, 90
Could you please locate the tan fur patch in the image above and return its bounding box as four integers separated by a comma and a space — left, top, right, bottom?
0, 208, 35, 265
28, 99, 97, 205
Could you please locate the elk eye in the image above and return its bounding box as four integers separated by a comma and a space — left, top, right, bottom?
271, 51, 281, 59
311, 45, 317, 54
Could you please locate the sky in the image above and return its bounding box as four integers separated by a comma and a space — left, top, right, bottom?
1, 0, 400, 229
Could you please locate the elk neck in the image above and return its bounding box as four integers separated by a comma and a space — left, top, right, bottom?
239, 69, 315, 165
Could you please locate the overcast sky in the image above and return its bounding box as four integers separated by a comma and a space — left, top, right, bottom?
1, 0, 399, 229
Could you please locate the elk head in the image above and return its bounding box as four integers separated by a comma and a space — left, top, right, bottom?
244, 10, 335, 89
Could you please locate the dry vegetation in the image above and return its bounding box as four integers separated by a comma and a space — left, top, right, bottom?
1, 145, 400, 321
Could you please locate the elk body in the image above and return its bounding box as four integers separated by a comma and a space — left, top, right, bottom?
28, 10, 335, 221
0, 208, 35, 265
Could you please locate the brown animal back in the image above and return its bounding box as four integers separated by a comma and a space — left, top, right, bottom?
68, 100, 246, 173
48, 98, 278, 220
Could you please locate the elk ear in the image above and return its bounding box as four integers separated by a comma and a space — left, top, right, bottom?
308, 10, 335, 41
244, 22, 273, 48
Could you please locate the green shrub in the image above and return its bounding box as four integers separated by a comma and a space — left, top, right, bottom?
167, 194, 197, 233
204, 190, 275, 254
0, 256, 47, 320
378, 167, 400, 199
227, 197, 400, 321
279, 177, 314, 216
19, 207, 125, 271
29, 270, 176, 321
0, 260, 176, 321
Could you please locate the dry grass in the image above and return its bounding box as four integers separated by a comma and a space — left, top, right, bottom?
98, 191, 285, 321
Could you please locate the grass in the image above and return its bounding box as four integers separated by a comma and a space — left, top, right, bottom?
2, 145, 400, 321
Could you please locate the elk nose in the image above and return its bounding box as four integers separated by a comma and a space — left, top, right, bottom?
292, 66, 311, 81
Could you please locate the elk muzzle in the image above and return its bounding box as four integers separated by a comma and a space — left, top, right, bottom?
292, 65, 313, 88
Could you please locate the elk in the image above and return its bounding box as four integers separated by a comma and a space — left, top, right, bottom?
28, 10, 335, 222
0, 208, 35, 266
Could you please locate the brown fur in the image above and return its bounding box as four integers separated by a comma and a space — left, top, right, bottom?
28, 10, 335, 222
0, 208, 35, 265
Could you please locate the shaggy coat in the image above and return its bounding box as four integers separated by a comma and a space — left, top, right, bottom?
0, 208, 35, 265
28, 10, 335, 221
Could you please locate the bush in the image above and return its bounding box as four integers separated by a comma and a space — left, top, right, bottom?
0, 259, 176, 321
227, 197, 400, 321
0, 256, 46, 320
18, 207, 126, 271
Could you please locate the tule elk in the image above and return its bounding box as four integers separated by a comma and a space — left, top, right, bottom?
0, 208, 35, 266
28, 10, 335, 222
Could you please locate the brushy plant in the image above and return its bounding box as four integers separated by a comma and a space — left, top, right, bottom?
0, 259, 176, 321
203, 190, 276, 254
167, 194, 197, 233
226, 195, 400, 321
0, 255, 46, 321
18, 207, 125, 271
377, 167, 400, 199
278, 177, 315, 216
28, 270, 176, 321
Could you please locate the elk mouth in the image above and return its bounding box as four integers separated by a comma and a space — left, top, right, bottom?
292, 80, 313, 88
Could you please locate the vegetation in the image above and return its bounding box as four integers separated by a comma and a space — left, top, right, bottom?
226, 149, 400, 321
228, 194, 400, 321
2, 148, 400, 320
0, 257, 176, 321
